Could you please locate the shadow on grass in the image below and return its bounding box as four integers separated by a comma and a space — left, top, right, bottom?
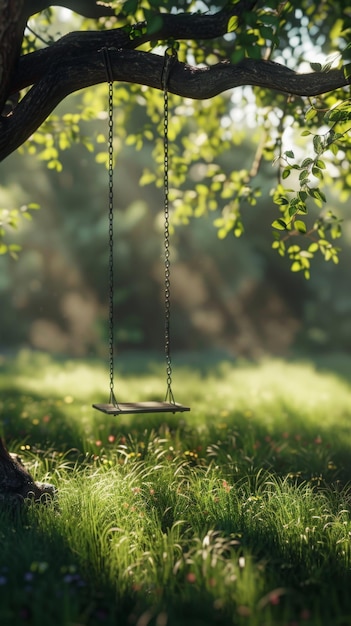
1, 349, 351, 480
0, 386, 88, 451
0, 506, 138, 626
1, 351, 351, 624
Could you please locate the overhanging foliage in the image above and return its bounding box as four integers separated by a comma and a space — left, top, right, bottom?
0, 0, 351, 274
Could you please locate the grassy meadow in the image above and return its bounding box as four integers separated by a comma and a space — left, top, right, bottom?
1, 350, 351, 626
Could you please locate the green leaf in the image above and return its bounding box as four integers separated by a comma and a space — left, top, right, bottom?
310, 62, 322, 71
272, 218, 287, 230
305, 107, 317, 122
301, 158, 313, 168
140, 170, 156, 185
287, 245, 300, 254
344, 63, 351, 80
299, 169, 309, 181
307, 187, 326, 203
228, 16, 239, 32
312, 166, 323, 179
295, 220, 307, 233
313, 135, 323, 155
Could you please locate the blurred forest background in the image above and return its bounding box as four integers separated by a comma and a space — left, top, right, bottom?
1, 86, 351, 361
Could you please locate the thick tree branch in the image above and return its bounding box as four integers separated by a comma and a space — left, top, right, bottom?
1, 1, 350, 162
0, 46, 349, 162
10, 1, 259, 95
26, 0, 115, 19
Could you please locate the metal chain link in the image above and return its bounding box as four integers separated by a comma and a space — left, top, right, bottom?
162, 48, 177, 404
100, 46, 118, 407
107, 76, 118, 407
101, 47, 177, 408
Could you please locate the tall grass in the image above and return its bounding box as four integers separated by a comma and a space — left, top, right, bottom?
0, 350, 351, 625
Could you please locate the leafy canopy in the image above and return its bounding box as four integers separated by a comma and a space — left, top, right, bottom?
1, 0, 351, 277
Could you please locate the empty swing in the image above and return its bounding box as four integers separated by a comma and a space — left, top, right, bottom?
93, 47, 190, 416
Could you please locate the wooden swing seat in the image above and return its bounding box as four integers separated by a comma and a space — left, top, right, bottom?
93, 59, 189, 419
92, 401, 190, 415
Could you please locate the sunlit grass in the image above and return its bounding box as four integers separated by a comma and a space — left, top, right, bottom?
0, 350, 351, 625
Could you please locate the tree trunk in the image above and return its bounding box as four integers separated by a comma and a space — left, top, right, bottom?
0, 0, 26, 113
0, 438, 55, 505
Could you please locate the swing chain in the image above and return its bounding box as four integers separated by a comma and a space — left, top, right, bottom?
162, 46, 178, 404
101, 47, 118, 407
107, 79, 118, 406
97, 46, 179, 410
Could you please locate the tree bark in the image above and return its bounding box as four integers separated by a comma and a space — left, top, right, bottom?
0, 0, 26, 112
0, 438, 55, 504
1, 43, 349, 162
26, 0, 115, 19
0, 0, 350, 161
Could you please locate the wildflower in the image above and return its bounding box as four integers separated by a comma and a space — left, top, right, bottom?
222, 480, 231, 492
95, 440, 102, 447
63, 574, 75, 584
314, 435, 322, 445
184, 450, 198, 459
269, 593, 280, 606
237, 605, 251, 617
108, 435, 115, 443
24, 572, 34, 582
186, 572, 196, 583
131, 487, 141, 495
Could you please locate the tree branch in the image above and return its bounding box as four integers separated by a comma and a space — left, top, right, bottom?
10, 0, 260, 95
1, 1, 350, 161
26, 0, 115, 19
1, 46, 349, 162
